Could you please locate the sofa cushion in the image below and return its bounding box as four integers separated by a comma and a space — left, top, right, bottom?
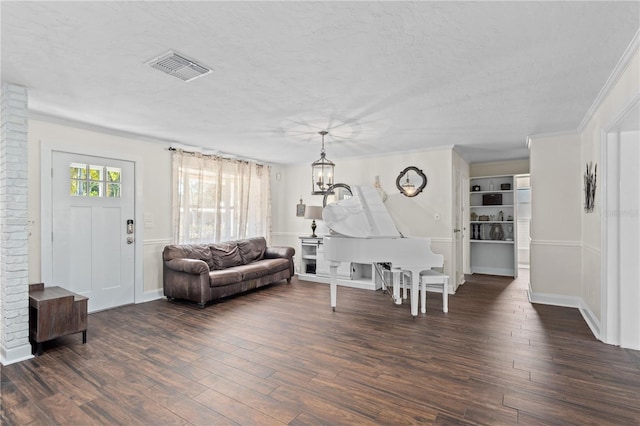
209, 269, 243, 287
256, 258, 290, 274
237, 237, 266, 264
210, 242, 243, 269
163, 244, 214, 269
232, 258, 290, 281
232, 262, 272, 281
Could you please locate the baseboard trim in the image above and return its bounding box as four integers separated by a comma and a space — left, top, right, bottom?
527, 282, 602, 342
579, 302, 601, 341
1, 342, 34, 366
527, 282, 581, 308
136, 289, 164, 304
471, 266, 515, 276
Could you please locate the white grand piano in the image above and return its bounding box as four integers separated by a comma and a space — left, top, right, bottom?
322, 185, 444, 317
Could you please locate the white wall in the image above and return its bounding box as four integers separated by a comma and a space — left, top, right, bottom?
527, 39, 639, 344
271, 148, 455, 275
25, 120, 458, 295
27, 118, 173, 294
581, 48, 640, 324
528, 132, 583, 299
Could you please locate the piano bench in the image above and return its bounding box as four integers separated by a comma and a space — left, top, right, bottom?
419, 270, 449, 314
397, 270, 449, 314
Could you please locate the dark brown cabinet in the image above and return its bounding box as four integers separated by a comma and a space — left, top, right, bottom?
29, 283, 88, 355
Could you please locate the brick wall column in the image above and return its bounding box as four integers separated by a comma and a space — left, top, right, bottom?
1, 83, 32, 364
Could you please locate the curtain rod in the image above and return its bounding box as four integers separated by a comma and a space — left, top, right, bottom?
168, 146, 265, 166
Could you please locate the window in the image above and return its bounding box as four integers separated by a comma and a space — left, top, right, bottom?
70, 163, 121, 198
172, 150, 271, 244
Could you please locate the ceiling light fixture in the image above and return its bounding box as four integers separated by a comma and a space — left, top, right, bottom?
311, 131, 335, 195
401, 175, 417, 196
146, 51, 211, 82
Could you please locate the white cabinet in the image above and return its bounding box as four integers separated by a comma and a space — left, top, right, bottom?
299, 237, 321, 275
469, 175, 517, 277
298, 237, 379, 290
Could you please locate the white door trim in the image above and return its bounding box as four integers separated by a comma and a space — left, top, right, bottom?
40, 139, 145, 305
600, 93, 640, 348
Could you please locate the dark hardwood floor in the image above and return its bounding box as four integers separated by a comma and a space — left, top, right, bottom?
2, 271, 639, 425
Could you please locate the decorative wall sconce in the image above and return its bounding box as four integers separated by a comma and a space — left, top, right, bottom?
396, 166, 427, 197
584, 161, 597, 213
296, 198, 306, 217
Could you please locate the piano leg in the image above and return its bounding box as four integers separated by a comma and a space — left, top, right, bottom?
420, 279, 427, 314
329, 262, 340, 311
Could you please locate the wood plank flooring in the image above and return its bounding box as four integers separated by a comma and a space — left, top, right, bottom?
2, 271, 639, 425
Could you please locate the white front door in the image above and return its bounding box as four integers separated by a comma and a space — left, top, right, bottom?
51, 152, 135, 312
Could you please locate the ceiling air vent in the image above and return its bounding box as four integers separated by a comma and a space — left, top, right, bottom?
146, 51, 211, 82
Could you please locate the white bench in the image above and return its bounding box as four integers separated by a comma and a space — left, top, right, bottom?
393, 269, 449, 313
418, 270, 449, 313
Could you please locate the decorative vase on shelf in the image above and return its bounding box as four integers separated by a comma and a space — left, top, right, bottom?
489, 180, 495, 191
505, 225, 513, 241
489, 223, 504, 240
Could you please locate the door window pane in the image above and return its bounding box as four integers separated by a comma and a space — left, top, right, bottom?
70, 179, 87, 196
70, 163, 121, 198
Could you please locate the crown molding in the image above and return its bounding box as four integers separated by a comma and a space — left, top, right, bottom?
29, 110, 179, 146
526, 129, 580, 148
578, 29, 640, 132
28, 111, 272, 166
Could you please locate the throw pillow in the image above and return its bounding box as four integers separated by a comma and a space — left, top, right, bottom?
210, 242, 243, 269
237, 237, 266, 264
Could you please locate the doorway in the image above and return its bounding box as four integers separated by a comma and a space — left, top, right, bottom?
50, 152, 135, 312
515, 174, 531, 269
41, 139, 144, 314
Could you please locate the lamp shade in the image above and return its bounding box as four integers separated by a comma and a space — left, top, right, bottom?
304, 205, 323, 220
304, 205, 323, 238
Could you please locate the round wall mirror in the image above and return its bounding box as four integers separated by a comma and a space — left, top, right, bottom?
396, 166, 427, 197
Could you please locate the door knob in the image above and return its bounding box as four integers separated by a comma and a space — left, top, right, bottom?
127, 236, 134, 244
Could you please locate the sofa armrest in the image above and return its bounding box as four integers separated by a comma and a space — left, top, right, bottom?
164, 258, 210, 275
163, 258, 210, 306
264, 246, 295, 260
265, 246, 296, 277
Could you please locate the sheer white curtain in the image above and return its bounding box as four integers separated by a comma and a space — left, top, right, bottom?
171, 149, 272, 244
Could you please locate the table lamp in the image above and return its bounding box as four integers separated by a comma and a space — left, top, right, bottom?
304, 206, 323, 237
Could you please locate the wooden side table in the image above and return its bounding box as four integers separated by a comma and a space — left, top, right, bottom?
29, 283, 88, 356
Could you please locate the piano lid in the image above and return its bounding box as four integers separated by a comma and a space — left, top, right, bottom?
322, 185, 402, 238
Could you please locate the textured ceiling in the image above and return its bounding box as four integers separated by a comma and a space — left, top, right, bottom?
2, 1, 638, 165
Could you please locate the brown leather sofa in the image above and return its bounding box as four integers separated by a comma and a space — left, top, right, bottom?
162, 237, 295, 307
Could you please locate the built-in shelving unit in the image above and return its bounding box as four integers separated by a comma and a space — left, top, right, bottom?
469, 175, 518, 277
298, 237, 381, 290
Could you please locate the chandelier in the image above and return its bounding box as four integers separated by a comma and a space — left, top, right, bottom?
311, 131, 335, 195
401, 175, 417, 196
